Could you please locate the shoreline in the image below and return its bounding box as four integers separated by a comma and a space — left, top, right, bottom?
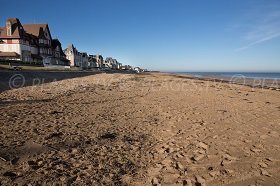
169, 73, 280, 90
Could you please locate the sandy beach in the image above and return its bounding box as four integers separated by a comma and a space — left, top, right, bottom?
0, 72, 280, 185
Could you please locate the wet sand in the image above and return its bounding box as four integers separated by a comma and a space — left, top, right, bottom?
173, 73, 280, 89
0, 72, 280, 185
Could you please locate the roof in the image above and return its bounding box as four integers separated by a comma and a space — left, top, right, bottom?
0, 52, 20, 57
66, 44, 76, 51
0, 18, 25, 39
52, 39, 66, 57
81, 52, 88, 57
64, 44, 82, 56
23, 24, 48, 37
0, 18, 51, 40
52, 39, 61, 49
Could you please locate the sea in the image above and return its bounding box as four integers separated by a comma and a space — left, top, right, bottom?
173, 72, 280, 80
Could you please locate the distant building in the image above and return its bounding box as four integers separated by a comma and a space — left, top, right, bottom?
104, 57, 122, 69
121, 65, 133, 70
88, 55, 95, 68
103, 57, 113, 68
88, 55, 98, 68
88, 54, 103, 68
64, 44, 85, 68
80, 52, 88, 69
51, 39, 70, 66
134, 67, 142, 73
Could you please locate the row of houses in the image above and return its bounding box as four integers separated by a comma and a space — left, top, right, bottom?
0, 18, 123, 70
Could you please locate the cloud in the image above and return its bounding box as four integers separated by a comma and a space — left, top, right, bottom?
235, 4, 280, 51
235, 32, 280, 51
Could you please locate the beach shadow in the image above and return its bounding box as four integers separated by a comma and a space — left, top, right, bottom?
0, 71, 102, 93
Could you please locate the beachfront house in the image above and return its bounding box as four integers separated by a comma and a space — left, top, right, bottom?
95, 54, 104, 68
64, 44, 83, 68
88, 54, 103, 68
51, 39, 70, 66
112, 60, 122, 70
121, 65, 133, 71
0, 18, 69, 66
104, 57, 122, 69
0, 18, 45, 63
134, 67, 141, 73
88, 55, 98, 68
103, 57, 113, 68
81, 52, 89, 69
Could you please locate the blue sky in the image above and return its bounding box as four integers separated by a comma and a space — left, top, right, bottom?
1, 0, 280, 71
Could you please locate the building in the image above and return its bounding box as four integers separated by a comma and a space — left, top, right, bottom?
134, 67, 142, 73
51, 39, 70, 66
88, 54, 103, 68
88, 55, 98, 68
0, 18, 43, 63
0, 18, 68, 66
81, 52, 89, 69
121, 65, 133, 70
64, 44, 88, 68
103, 57, 113, 68
104, 57, 122, 69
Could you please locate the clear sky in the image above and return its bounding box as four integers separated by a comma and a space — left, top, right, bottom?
1, 0, 280, 72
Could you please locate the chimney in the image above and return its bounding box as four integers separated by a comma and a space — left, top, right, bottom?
6, 20, 12, 36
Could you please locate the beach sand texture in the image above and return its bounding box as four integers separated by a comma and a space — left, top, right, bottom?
0, 73, 279, 185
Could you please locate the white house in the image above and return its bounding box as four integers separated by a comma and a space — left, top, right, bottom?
64, 44, 86, 68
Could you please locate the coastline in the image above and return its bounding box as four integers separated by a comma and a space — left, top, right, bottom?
170, 73, 280, 90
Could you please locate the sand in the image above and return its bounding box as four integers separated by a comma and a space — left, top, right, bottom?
0, 72, 280, 185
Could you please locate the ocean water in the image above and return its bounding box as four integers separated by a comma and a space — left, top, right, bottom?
173, 72, 280, 80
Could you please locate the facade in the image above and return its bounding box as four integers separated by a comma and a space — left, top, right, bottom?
50, 39, 70, 66
88, 54, 103, 68
103, 57, 113, 68
121, 65, 133, 70
64, 44, 88, 68
81, 52, 89, 69
23, 23, 53, 65
105, 57, 122, 69
88, 55, 95, 68
134, 67, 142, 73
0, 18, 43, 62
0, 18, 69, 66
